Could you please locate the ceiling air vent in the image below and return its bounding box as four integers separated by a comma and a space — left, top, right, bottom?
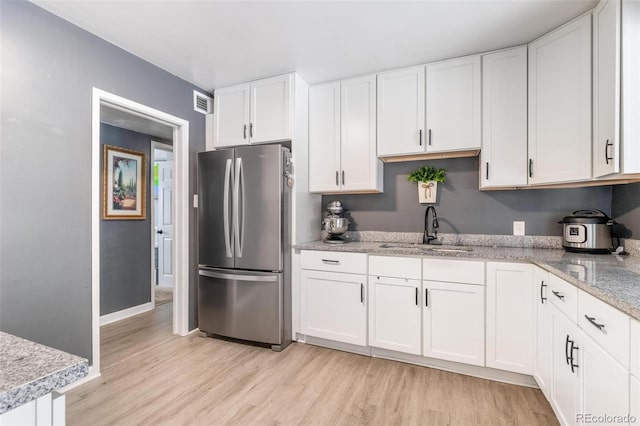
193, 90, 213, 115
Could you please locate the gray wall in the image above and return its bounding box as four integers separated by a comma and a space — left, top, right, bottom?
324, 158, 613, 236
612, 182, 640, 239
100, 124, 171, 316
0, 2, 206, 361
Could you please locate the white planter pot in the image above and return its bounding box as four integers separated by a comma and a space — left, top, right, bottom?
418, 181, 438, 204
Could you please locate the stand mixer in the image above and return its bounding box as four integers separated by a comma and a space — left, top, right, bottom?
322, 201, 350, 244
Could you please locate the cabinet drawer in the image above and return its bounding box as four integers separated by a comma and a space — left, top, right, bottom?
369, 256, 421, 280
632, 319, 640, 378
423, 258, 485, 285
578, 290, 630, 369
547, 274, 578, 322
301, 250, 367, 275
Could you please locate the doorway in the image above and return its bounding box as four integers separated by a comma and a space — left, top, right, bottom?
152, 142, 174, 306
89, 88, 190, 380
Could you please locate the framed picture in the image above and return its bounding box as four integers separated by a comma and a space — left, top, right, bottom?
103, 145, 146, 220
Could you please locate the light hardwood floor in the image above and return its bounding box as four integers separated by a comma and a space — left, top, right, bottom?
67, 304, 558, 426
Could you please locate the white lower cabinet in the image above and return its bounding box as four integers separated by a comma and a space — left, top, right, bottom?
551, 304, 580, 426
631, 376, 640, 425
486, 262, 535, 374
368, 276, 421, 355
534, 267, 553, 399
423, 280, 485, 366
300, 269, 367, 346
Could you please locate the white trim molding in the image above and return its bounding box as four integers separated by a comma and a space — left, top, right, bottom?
91, 88, 191, 376
99, 302, 154, 326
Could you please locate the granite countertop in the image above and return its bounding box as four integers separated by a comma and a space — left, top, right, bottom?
0, 332, 89, 414
294, 240, 640, 321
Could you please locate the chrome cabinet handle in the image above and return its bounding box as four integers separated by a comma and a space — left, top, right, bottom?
584, 315, 606, 331
419, 129, 423, 146
552, 290, 564, 300
321, 259, 340, 265
540, 281, 547, 304
605, 139, 613, 164
243, 124, 247, 139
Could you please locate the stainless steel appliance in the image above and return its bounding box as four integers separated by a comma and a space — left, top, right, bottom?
197, 145, 292, 351
323, 201, 349, 244
558, 209, 615, 254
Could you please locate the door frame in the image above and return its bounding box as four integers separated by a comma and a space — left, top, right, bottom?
151, 141, 174, 300
91, 88, 190, 376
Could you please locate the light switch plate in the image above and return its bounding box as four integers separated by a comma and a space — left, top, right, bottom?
513, 221, 525, 236
193, 194, 199, 208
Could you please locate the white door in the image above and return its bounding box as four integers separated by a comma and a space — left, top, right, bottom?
534, 267, 553, 399
368, 276, 422, 355
300, 270, 367, 346
340, 74, 381, 192
481, 46, 528, 188
528, 14, 592, 184
423, 281, 485, 366
377, 66, 426, 157
213, 83, 250, 148
156, 160, 173, 287
249, 74, 291, 144
593, 0, 621, 177
486, 262, 535, 375
578, 330, 629, 425
425, 55, 481, 153
308, 82, 341, 193
551, 305, 579, 426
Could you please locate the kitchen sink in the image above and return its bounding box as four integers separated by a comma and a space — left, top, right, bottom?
377, 243, 473, 253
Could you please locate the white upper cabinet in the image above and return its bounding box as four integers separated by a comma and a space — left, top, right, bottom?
480, 47, 528, 188
528, 14, 592, 185
376, 66, 426, 157
425, 55, 481, 153
249, 74, 292, 144
593, 0, 621, 177
212, 74, 292, 148
308, 82, 341, 192
212, 83, 250, 148
308, 75, 383, 194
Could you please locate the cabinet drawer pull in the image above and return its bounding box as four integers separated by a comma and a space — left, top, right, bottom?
565, 334, 571, 365
529, 159, 534, 178
569, 340, 579, 373
342, 171, 345, 186
335, 171, 339, 186
249, 123, 254, 137
605, 139, 613, 164
361, 283, 364, 304
552, 290, 564, 301
485, 162, 489, 180
321, 259, 340, 265
415, 287, 419, 306
584, 315, 606, 332
243, 124, 247, 139
540, 281, 547, 304
419, 129, 423, 146
427, 128, 432, 146
425, 288, 429, 307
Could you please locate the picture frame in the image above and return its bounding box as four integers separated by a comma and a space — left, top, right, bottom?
102, 144, 146, 220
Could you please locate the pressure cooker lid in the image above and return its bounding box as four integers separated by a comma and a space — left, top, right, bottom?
559, 209, 614, 225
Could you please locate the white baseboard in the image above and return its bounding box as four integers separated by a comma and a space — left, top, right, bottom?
58, 367, 101, 393
100, 302, 153, 326
187, 327, 200, 335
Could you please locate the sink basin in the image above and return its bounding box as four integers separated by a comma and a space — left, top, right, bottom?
378, 243, 473, 253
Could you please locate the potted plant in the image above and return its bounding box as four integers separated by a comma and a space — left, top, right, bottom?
407, 165, 447, 203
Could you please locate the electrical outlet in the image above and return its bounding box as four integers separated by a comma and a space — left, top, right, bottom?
513, 221, 525, 236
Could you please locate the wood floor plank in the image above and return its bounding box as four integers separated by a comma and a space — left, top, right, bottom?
67, 303, 558, 426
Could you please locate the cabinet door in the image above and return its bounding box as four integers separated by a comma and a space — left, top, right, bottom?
425, 55, 481, 153
423, 281, 485, 366
486, 262, 535, 374
309, 82, 341, 192
551, 306, 579, 426
481, 47, 528, 188
534, 267, 553, 399
300, 270, 367, 346
377, 66, 426, 157
528, 14, 592, 184
578, 330, 629, 425
340, 74, 382, 192
368, 276, 421, 355
249, 74, 291, 144
213, 83, 250, 148
631, 376, 640, 426
593, 0, 621, 177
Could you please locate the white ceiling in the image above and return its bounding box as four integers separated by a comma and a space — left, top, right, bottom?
101, 105, 174, 140
33, 1, 598, 91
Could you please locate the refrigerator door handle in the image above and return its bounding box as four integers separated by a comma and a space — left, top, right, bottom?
223, 158, 233, 258
198, 269, 278, 282
233, 157, 244, 258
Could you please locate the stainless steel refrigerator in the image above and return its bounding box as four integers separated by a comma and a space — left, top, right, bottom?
197, 144, 292, 351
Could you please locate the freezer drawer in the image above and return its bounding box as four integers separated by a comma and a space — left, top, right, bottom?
198, 268, 282, 345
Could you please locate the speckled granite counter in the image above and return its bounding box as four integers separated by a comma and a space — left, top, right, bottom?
294, 240, 640, 321
0, 332, 88, 414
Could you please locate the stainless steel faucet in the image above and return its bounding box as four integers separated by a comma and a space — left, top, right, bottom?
423, 206, 441, 245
